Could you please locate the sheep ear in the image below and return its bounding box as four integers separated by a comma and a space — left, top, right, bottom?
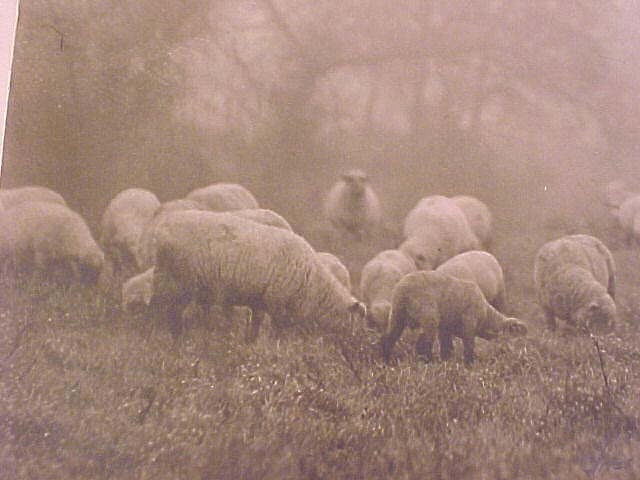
588, 302, 599, 312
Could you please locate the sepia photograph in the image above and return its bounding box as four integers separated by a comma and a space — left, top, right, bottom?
1, 1, 640, 478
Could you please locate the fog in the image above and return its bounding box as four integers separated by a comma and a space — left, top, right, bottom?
1, 0, 639, 247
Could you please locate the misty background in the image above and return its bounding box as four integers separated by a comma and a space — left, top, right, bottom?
1, 1, 639, 244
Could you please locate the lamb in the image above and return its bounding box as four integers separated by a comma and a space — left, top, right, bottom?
380, 270, 527, 364
534, 234, 616, 335
0, 186, 66, 208
185, 183, 259, 211
451, 195, 492, 248
435, 250, 506, 311
359, 249, 417, 330
0, 201, 104, 283
400, 195, 480, 270
100, 188, 160, 274
150, 210, 366, 339
617, 195, 640, 246
323, 169, 382, 239
316, 252, 352, 291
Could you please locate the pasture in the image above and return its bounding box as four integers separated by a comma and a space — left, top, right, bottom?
1, 203, 640, 480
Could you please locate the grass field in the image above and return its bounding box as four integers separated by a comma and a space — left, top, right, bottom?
1, 211, 640, 479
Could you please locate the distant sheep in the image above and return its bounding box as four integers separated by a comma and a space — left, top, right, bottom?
150, 210, 366, 339
359, 249, 417, 330
451, 195, 492, 248
316, 252, 351, 291
100, 188, 160, 274
605, 179, 635, 209
186, 183, 259, 212
0, 186, 66, 208
617, 195, 640, 246
122, 267, 154, 312
400, 195, 480, 270
381, 270, 527, 364
323, 169, 382, 239
435, 250, 506, 311
534, 234, 616, 335
0, 201, 104, 283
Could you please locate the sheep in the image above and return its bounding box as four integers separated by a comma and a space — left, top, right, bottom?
533, 234, 616, 335
359, 249, 417, 330
435, 250, 506, 311
185, 183, 259, 212
122, 267, 154, 312
617, 195, 640, 246
100, 188, 160, 274
380, 270, 527, 365
323, 169, 382, 240
400, 195, 480, 270
316, 252, 352, 292
135, 199, 208, 271
0, 201, 104, 284
451, 195, 492, 248
149, 210, 366, 339
0, 186, 66, 208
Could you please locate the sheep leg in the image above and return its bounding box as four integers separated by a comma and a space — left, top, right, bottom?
381, 309, 406, 363
542, 306, 557, 331
415, 333, 434, 363
438, 330, 454, 361
245, 308, 265, 343
493, 286, 507, 313
462, 333, 475, 365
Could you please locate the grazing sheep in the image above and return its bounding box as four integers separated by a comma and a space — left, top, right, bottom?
101, 188, 160, 274
534, 234, 616, 334
617, 195, 640, 246
122, 267, 154, 312
323, 169, 382, 239
400, 195, 480, 270
436, 250, 506, 311
0, 201, 104, 283
135, 199, 208, 271
0, 186, 66, 208
186, 183, 259, 212
316, 252, 352, 292
381, 270, 527, 364
149, 210, 366, 339
359, 249, 417, 330
451, 195, 492, 248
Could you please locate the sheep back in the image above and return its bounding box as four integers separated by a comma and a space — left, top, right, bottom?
400, 196, 480, 269
185, 183, 259, 211
436, 250, 506, 311
0, 186, 66, 208
451, 195, 492, 247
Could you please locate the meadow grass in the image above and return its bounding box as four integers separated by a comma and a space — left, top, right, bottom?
1, 224, 640, 479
